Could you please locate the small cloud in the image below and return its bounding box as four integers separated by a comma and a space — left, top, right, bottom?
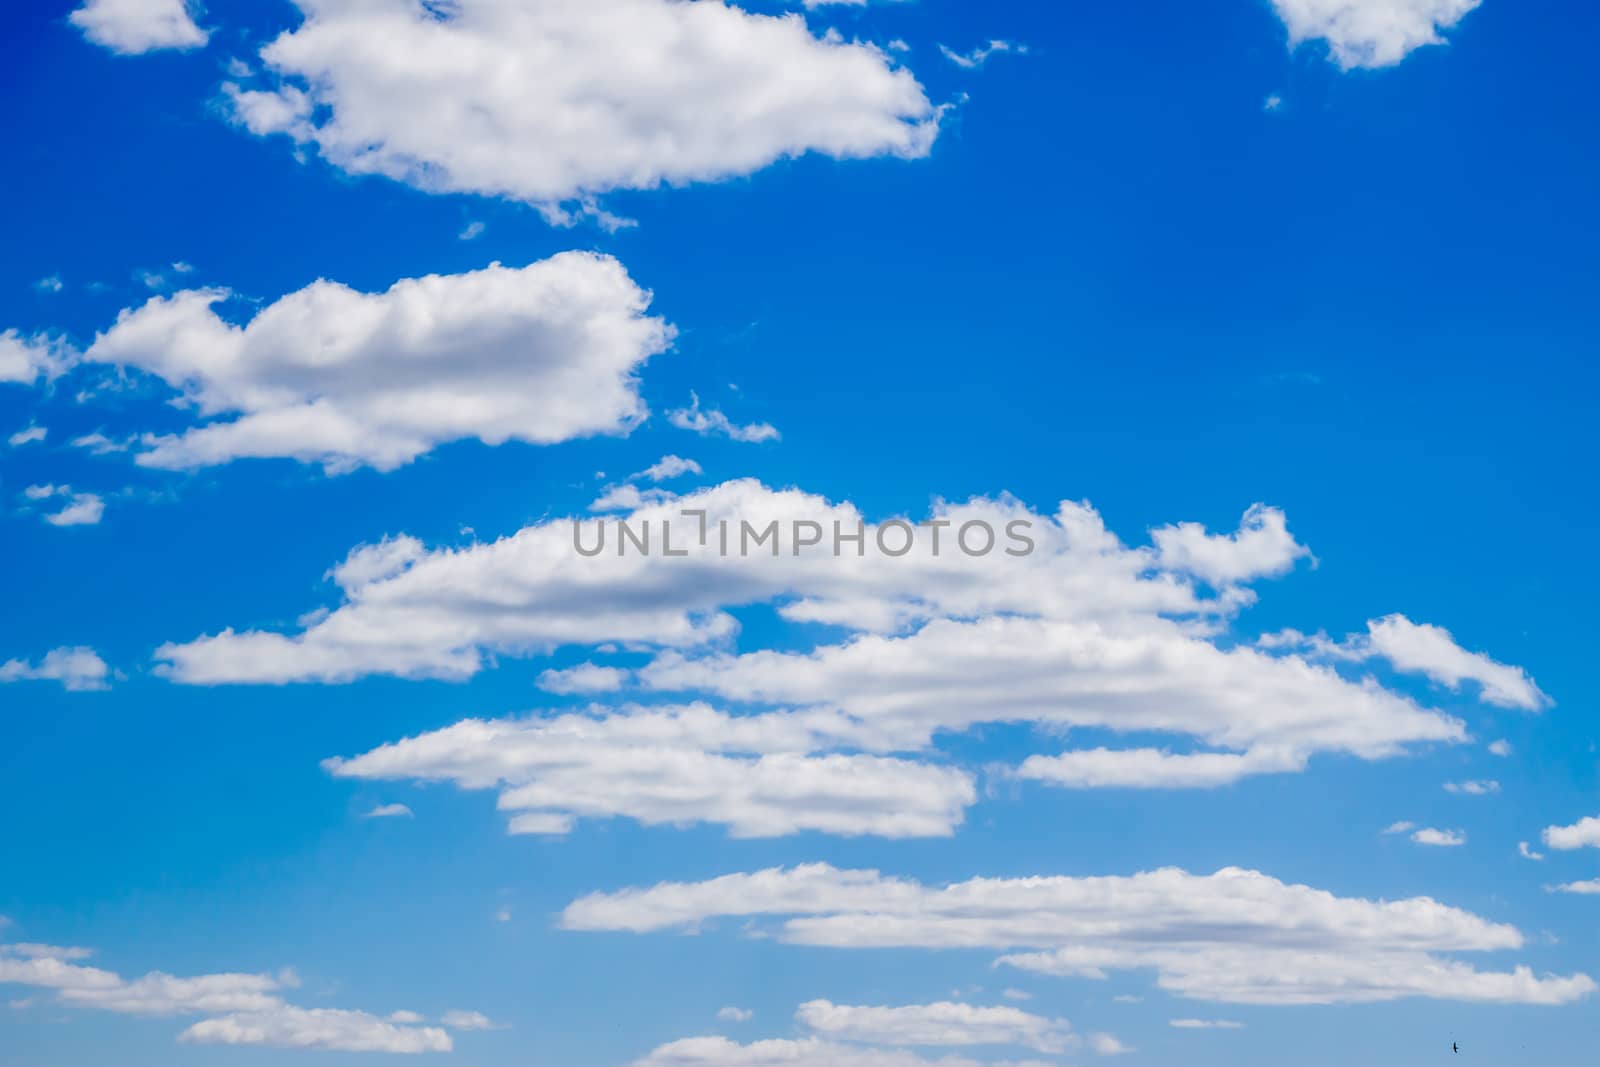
1001, 988, 1033, 1001
458, 221, 486, 241
0, 647, 111, 691
363, 803, 414, 819
1263, 94, 1283, 112
717, 1006, 753, 1023
1171, 1019, 1245, 1029
1411, 827, 1467, 848
441, 1010, 497, 1031
47, 492, 106, 527
25, 485, 106, 526
538, 663, 628, 694
494, 907, 512, 923
667, 392, 779, 443
1488, 739, 1512, 757
939, 40, 1026, 70
1089, 1032, 1133, 1056
1519, 841, 1545, 861
1546, 879, 1600, 896
33, 275, 63, 294
389, 1011, 425, 1024
171, 261, 196, 274
631, 455, 703, 482
1444, 780, 1501, 796
8, 425, 47, 447
1382, 820, 1417, 835
70, 432, 128, 455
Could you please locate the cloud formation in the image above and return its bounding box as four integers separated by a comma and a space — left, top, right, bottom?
0, 943, 458, 1053
563, 863, 1594, 1006
70, 0, 208, 56
226, 0, 939, 222
77, 253, 670, 472
0, 647, 111, 691
1268, 0, 1481, 69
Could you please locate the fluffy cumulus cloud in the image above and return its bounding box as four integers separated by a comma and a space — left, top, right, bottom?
562, 864, 1595, 1006
795, 999, 1074, 1054
0, 943, 456, 1053
69, 0, 208, 56
154, 480, 1543, 839
325, 704, 976, 839
77, 253, 670, 472
1543, 816, 1600, 852
225, 0, 939, 222
1268, 0, 1482, 69
0, 331, 71, 385
0, 647, 111, 691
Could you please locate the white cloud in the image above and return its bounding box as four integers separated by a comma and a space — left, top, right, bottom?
71, 432, 127, 455
1014, 747, 1306, 790
226, 0, 939, 222
1000, 989, 1031, 1001
325, 704, 976, 839
181, 1006, 452, 1053
79, 253, 671, 473
1518, 842, 1544, 861
717, 1006, 753, 1022
362, 803, 414, 819
632, 1036, 1056, 1067
1363, 615, 1549, 711
440, 1010, 496, 1031
0, 330, 71, 385
1169, 1019, 1244, 1029
1547, 880, 1600, 896
1268, 0, 1481, 69
69, 0, 208, 56
796, 999, 1073, 1054
1444, 780, 1500, 796
458, 221, 486, 241
0, 647, 111, 691
938, 41, 1024, 70
1263, 615, 1549, 712
537, 663, 630, 694
1088, 1032, 1132, 1056
1543, 816, 1600, 852
155, 481, 1520, 821
1488, 739, 1512, 757
1383, 820, 1417, 835
635, 455, 704, 482
563, 863, 1593, 1006
158, 480, 1249, 683
7, 425, 47, 447
45, 492, 106, 527
1151, 503, 1311, 586
0, 944, 449, 1053
668, 394, 780, 443
1411, 828, 1467, 847
34, 275, 64, 294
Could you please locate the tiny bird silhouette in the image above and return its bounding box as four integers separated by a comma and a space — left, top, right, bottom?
1453, 1042, 1459, 1054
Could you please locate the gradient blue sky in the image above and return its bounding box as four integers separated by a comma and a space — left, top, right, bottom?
3, 1, 1598, 1065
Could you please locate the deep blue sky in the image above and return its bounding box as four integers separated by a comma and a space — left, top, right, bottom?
2, 1, 1597, 1065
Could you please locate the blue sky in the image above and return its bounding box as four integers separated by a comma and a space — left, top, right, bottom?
2, 0, 1598, 1064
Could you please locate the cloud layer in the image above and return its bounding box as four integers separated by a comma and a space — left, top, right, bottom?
563, 863, 1594, 1006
